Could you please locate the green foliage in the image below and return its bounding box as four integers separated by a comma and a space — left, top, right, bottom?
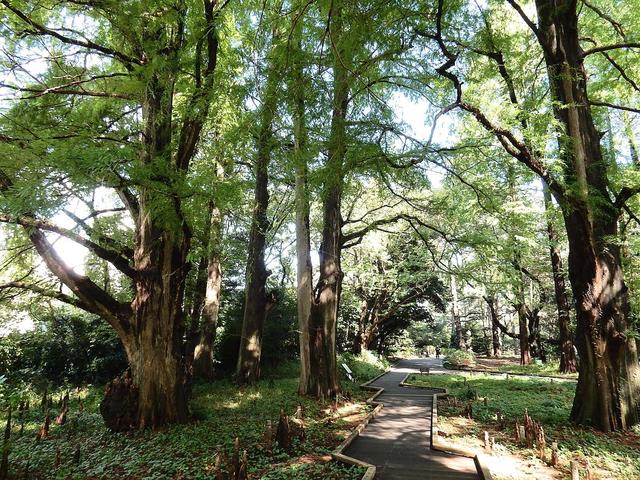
0, 312, 126, 387
442, 349, 477, 369
338, 350, 390, 384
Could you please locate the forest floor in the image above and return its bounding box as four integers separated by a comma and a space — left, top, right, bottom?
1, 361, 383, 480
406, 372, 640, 480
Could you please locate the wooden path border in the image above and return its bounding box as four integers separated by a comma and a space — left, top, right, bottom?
331, 365, 395, 480
444, 365, 577, 382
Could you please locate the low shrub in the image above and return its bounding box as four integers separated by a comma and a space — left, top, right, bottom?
443, 348, 476, 368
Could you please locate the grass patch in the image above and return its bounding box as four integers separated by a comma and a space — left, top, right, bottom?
407, 373, 640, 479
1, 374, 370, 479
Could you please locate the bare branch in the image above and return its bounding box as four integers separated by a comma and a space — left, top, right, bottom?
589, 100, 640, 114
505, 0, 541, 40
582, 42, 640, 57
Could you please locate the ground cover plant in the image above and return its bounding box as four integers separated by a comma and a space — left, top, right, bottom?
0, 360, 380, 479
407, 373, 640, 479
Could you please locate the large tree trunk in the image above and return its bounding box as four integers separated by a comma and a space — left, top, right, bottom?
101, 193, 191, 431
308, 177, 342, 398
543, 183, 576, 373
236, 46, 279, 384
193, 203, 223, 381
486, 296, 502, 357
99, 56, 194, 429
450, 276, 466, 350
290, 0, 313, 396
307, 0, 348, 399
535, 0, 640, 431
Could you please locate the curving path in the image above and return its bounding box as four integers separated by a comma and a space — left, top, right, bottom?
344, 358, 479, 480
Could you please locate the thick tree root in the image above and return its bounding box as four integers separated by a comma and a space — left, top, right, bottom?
100, 371, 139, 432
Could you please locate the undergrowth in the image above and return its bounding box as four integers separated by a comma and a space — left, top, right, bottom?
0, 363, 379, 479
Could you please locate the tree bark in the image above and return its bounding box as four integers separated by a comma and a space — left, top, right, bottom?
450, 275, 466, 350
535, 0, 640, 431
542, 182, 577, 373
101, 60, 191, 429
236, 32, 280, 384
307, 0, 348, 399
515, 301, 531, 365
193, 202, 223, 381
290, 0, 313, 396
486, 296, 502, 357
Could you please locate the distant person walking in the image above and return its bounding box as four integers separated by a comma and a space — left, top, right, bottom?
435, 346, 441, 359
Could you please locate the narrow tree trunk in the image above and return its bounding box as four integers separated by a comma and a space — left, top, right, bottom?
352, 300, 368, 355
290, 0, 313, 395
451, 276, 466, 350
536, 0, 640, 430
515, 302, 531, 365
486, 296, 502, 357
307, 0, 348, 399
527, 308, 545, 362
543, 183, 576, 373
236, 42, 280, 384
193, 203, 223, 380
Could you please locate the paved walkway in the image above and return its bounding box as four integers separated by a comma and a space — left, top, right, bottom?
345, 358, 479, 480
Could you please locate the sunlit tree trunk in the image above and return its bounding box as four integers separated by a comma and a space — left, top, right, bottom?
289, 0, 313, 396
192, 202, 223, 381
236, 34, 280, 384
308, 0, 349, 399
450, 275, 465, 350
542, 183, 576, 373
486, 296, 502, 357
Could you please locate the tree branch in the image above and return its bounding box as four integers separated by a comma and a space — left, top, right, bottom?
1, 0, 142, 66
582, 42, 640, 57
0, 169, 132, 337
0, 280, 90, 310
0, 214, 135, 278
589, 100, 640, 114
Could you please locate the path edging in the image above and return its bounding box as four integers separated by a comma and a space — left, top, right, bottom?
447, 365, 577, 382
331, 365, 393, 480
431, 393, 493, 480
400, 372, 494, 480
